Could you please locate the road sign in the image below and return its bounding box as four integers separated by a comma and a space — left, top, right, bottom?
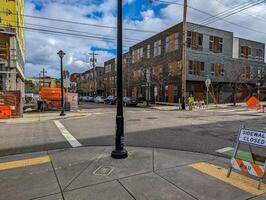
246, 96, 259, 109
239, 129, 266, 148
154, 87, 158, 97
205, 79, 211, 88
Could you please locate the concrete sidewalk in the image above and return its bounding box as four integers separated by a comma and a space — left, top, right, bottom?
0, 111, 88, 124
0, 146, 265, 200
150, 103, 249, 111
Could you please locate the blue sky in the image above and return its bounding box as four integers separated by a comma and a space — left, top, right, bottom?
24, 0, 266, 78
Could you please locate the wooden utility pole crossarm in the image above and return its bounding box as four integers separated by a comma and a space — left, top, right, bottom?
89, 52, 98, 95
181, 0, 188, 110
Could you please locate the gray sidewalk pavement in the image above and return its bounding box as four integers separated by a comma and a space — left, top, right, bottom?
0, 146, 265, 200
0, 111, 89, 124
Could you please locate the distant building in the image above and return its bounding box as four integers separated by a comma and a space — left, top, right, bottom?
77, 67, 104, 96
103, 53, 130, 97
27, 76, 58, 88
69, 73, 80, 93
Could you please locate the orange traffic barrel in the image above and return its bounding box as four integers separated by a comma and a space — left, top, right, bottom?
0, 106, 11, 119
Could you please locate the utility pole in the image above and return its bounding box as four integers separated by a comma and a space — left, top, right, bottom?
111, 0, 128, 159
181, 0, 188, 110
89, 52, 98, 96
41, 68, 47, 87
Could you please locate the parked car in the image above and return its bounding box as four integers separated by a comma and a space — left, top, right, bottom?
79, 96, 83, 102
104, 96, 117, 105
123, 97, 138, 107
94, 96, 105, 103
88, 96, 95, 102
81, 96, 89, 102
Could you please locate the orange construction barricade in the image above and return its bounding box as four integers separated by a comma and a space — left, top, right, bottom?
0, 106, 11, 119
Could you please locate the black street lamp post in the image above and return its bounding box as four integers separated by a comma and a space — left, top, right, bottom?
57, 50, 66, 116
111, 0, 128, 159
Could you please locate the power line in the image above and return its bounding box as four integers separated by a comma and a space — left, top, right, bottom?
0, 24, 137, 47
214, 0, 266, 24
0, 26, 133, 48
0, 18, 141, 43
0, 11, 157, 34
193, 0, 265, 28
158, 0, 266, 36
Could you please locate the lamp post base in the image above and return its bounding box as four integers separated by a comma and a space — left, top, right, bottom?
111, 148, 128, 159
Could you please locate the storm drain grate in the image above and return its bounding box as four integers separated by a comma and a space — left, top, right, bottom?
93, 166, 114, 176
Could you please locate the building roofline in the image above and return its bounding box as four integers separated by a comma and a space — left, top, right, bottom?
233, 37, 265, 46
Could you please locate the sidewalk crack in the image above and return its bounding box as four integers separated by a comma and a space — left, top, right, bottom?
47, 151, 66, 200
62, 147, 107, 191
117, 179, 137, 200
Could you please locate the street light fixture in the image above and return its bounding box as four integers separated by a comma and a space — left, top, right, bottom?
57, 50, 66, 116
111, 0, 128, 159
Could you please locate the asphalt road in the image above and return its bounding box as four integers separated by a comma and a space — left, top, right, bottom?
0, 103, 266, 157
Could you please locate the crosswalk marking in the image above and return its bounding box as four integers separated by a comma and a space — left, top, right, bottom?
206, 108, 260, 114
54, 120, 82, 148
216, 147, 234, 153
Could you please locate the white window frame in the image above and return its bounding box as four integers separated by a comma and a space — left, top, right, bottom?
147, 44, 150, 58
175, 33, 179, 50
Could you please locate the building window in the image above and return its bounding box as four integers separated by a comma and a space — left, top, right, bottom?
211, 63, 225, 77
242, 66, 253, 79
154, 40, 161, 56
240, 46, 251, 58
209, 36, 223, 53
132, 48, 143, 63
140, 47, 143, 58
255, 49, 263, 60
147, 45, 150, 58
187, 31, 203, 50
165, 36, 170, 53
105, 64, 111, 73
165, 33, 179, 53
175, 32, 179, 50
188, 60, 205, 76
219, 38, 223, 52
187, 31, 192, 48
133, 69, 142, 80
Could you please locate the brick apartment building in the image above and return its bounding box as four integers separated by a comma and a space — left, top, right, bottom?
124, 22, 266, 103
78, 22, 266, 104
102, 53, 131, 97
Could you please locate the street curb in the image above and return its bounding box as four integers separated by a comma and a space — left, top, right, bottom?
0, 114, 88, 124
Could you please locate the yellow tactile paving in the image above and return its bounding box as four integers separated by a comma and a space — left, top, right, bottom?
0, 156, 50, 171
190, 162, 266, 196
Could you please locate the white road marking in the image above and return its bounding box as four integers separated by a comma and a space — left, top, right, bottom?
216, 147, 234, 153
54, 120, 82, 148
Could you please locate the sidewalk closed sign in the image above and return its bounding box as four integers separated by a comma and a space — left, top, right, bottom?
227, 125, 266, 190
239, 129, 266, 147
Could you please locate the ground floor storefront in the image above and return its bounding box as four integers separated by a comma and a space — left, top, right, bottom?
129, 81, 265, 104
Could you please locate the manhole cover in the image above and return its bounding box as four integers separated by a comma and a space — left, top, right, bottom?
128, 119, 141, 122
93, 166, 114, 176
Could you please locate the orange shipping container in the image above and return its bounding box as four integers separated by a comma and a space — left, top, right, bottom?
40, 88, 65, 101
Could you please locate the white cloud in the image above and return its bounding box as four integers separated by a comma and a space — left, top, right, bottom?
24, 0, 266, 78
